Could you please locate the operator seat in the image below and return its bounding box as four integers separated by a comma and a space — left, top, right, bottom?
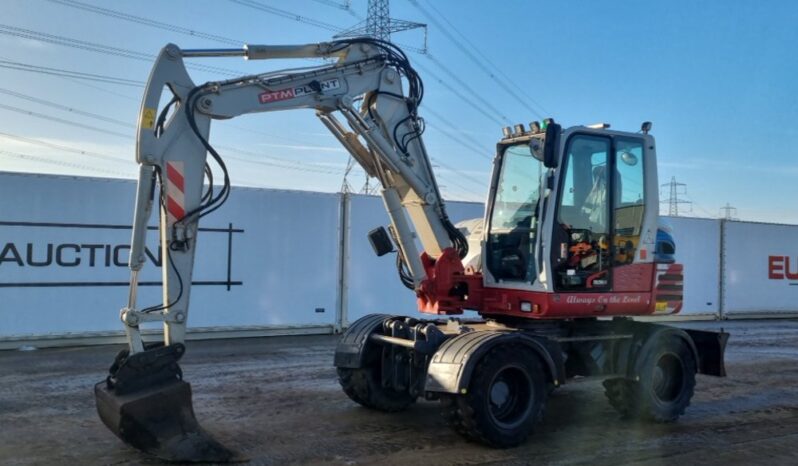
582, 165, 607, 231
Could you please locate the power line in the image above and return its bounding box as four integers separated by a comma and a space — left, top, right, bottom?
0, 24, 244, 76
432, 173, 485, 202
0, 103, 348, 177
224, 153, 344, 176
45, 0, 326, 67
227, 0, 343, 33
0, 102, 132, 138
0, 6, 486, 196
217, 119, 343, 148
422, 107, 493, 160
0, 87, 134, 128
431, 158, 487, 192
0, 58, 144, 87
0, 57, 148, 102
690, 202, 716, 219
412, 61, 504, 126
310, 0, 363, 19
407, 0, 548, 118
0, 149, 131, 177
62, 76, 142, 102
216, 144, 347, 175
675, 188, 716, 219
0, 63, 340, 149
0, 86, 353, 177
45, 0, 243, 46
0, 131, 129, 164
2, 59, 489, 187
0, 23, 146, 59
0, 36, 345, 148
425, 120, 491, 160
422, 54, 511, 124
1, 97, 481, 198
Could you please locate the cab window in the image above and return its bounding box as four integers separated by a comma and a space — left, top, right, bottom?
613, 139, 645, 264
554, 134, 611, 289
486, 144, 543, 283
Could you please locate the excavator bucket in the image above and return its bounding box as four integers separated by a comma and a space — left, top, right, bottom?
94, 343, 237, 462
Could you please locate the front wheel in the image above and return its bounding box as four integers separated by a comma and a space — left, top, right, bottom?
337, 364, 416, 413
441, 344, 547, 448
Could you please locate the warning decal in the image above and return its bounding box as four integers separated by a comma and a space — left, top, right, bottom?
141, 107, 156, 129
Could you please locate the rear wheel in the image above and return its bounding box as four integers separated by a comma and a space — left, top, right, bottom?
604, 335, 696, 422
337, 351, 416, 413
602, 377, 637, 418
441, 344, 547, 448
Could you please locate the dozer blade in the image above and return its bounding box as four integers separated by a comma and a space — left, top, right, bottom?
95, 343, 237, 462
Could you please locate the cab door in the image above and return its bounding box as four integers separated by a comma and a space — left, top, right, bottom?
550, 133, 613, 291
549, 133, 651, 293
610, 137, 651, 292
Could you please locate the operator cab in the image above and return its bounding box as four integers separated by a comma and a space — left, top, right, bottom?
485, 120, 657, 294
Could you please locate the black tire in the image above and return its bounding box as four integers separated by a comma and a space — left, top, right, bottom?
440, 344, 547, 448
337, 364, 416, 413
604, 335, 697, 422
602, 377, 638, 419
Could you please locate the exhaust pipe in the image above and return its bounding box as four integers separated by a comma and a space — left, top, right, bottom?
94, 343, 237, 462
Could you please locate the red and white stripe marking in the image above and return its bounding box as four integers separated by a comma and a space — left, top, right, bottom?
165, 161, 185, 224
654, 263, 684, 314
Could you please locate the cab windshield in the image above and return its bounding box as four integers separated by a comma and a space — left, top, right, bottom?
487, 144, 544, 283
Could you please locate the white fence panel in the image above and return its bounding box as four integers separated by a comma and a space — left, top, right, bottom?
665, 217, 721, 317
345, 194, 484, 324
6, 171, 798, 343
0, 172, 340, 338
722, 221, 798, 316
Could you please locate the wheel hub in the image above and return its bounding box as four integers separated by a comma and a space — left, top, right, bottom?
487, 365, 534, 429
490, 380, 510, 408
653, 353, 684, 402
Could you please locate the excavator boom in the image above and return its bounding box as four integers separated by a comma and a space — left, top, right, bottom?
96, 38, 466, 461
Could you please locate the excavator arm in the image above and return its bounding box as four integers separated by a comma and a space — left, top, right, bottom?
95, 38, 466, 462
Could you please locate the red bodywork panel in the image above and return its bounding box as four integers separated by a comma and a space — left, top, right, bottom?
416, 248, 684, 319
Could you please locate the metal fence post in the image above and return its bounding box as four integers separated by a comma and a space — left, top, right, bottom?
718, 218, 726, 320
334, 192, 350, 333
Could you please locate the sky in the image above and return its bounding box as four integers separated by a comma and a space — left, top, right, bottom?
0, 0, 796, 222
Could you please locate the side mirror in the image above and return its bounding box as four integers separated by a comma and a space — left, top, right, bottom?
367, 226, 395, 257
543, 122, 561, 168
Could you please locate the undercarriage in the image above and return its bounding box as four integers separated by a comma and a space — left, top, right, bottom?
335, 314, 728, 447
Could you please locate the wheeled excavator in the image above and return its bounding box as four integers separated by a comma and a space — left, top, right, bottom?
95, 38, 729, 462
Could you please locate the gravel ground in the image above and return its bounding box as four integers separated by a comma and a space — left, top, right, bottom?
2, 319, 798, 465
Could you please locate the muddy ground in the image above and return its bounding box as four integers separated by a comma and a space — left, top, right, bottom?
2, 319, 798, 465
